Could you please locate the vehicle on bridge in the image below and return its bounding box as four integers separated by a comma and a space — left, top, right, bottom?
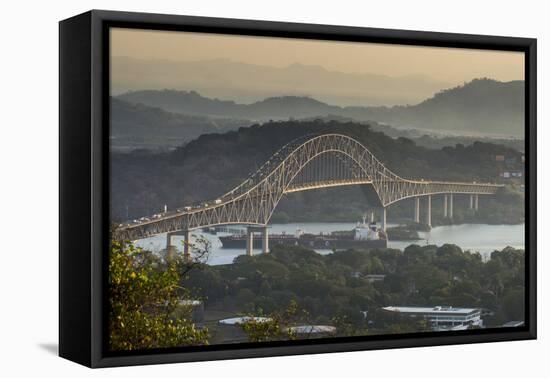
114, 133, 503, 258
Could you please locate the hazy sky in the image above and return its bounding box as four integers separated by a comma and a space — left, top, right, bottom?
111, 28, 524, 83
110, 28, 524, 106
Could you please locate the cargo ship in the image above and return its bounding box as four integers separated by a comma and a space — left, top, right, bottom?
218, 217, 387, 250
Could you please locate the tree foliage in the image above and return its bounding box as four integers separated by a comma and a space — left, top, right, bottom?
186, 244, 525, 336
240, 300, 305, 342
109, 240, 209, 351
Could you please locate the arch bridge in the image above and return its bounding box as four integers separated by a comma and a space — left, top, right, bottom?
114, 134, 503, 256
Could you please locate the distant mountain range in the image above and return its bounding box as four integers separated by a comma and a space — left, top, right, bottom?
112, 57, 451, 106
117, 90, 339, 119
117, 78, 525, 137
110, 98, 250, 150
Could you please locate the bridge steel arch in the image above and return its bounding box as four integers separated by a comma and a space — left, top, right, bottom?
114, 134, 502, 241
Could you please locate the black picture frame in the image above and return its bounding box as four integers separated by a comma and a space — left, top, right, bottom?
59, 9, 537, 368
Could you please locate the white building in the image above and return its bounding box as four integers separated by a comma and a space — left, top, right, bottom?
382, 306, 483, 330
218, 316, 272, 325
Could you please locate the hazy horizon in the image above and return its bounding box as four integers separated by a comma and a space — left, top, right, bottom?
111, 28, 524, 106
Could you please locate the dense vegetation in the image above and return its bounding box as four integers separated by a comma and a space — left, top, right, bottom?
185, 244, 525, 335
108, 236, 524, 347
338, 116, 525, 152
411, 134, 524, 152
111, 119, 524, 224
111, 98, 249, 151
109, 240, 209, 350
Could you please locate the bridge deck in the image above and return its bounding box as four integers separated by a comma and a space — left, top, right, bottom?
113, 134, 504, 241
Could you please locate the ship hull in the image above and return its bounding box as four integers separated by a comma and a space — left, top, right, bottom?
219, 235, 387, 250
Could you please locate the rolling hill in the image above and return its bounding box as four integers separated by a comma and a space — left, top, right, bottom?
110, 97, 250, 150
110, 119, 524, 224
117, 79, 525, 137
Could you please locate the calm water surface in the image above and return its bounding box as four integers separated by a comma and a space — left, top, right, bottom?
135, 222, 525, 266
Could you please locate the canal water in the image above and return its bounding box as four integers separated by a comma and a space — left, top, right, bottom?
134, 222, 525, 266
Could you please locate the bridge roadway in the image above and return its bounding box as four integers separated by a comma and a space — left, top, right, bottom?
113, 134, 503, 256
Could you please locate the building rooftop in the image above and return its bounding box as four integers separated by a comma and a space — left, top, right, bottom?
178, 299, 202, 306
382, 306, 479, 315
286, 325, 337, 334
218, 316, 272, 325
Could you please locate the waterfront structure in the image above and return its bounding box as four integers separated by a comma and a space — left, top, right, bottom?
382, 305, 483, 330
114, 134, 503, 257
219, 218, 387, 251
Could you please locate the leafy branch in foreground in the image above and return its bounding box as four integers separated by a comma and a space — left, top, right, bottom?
240, 300, 310, 342
109, 239, 210, 351
176, 234, 211, 277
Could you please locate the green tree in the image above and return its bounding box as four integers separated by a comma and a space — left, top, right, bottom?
240, 300, 308, 342
109, 240, 209, 350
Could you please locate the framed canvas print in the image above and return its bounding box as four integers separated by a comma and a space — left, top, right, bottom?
59, 10, 536, 368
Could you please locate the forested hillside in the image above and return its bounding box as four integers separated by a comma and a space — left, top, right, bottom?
111, 98, 249, 150
111, 119, 524, 224
352, 78, 524, 137
186, 244, 525, 332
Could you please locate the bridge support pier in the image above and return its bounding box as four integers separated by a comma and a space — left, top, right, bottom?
262, 226, 269, 254
246, 227, 254, 256
470, 194, 474, 210
380, 207, 387, 231
443, 195, 448, 218
449, 193, 453, 218
474, 194, 479, 211
165, 232, 176, 261
426, 195, 432, 227
414, 198, 420, 223
183, 229, 191, 261
165, 230, 191, 261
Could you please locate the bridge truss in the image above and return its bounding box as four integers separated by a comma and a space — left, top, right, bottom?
114, 134, 502, 241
